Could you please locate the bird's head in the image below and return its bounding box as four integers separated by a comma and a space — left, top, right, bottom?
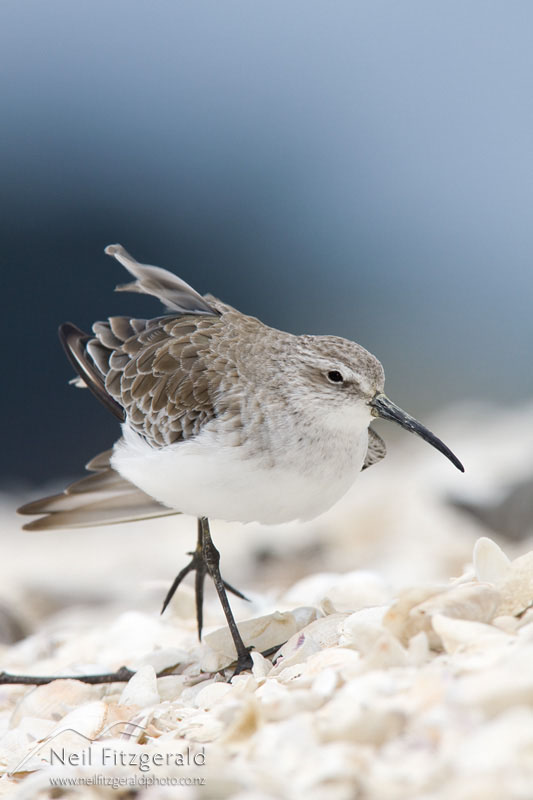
292, 334, 464, 472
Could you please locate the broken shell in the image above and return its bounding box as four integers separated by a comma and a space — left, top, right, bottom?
316, 677, 407, 746
220, 695, 262, 743
339, 612, 409, 669
47, 700, 110, 743
406, 631, 430, 666
119, 665, 159, 708
296, 647, 362, 681
193, 681, 233, 710
311, 667, 341, 700
154, 675, 188, 702
10, 679, 102, 727
412, 582, 500, 625
254, 679, 321, 721
363, 632, 408, 670
492, 615, 522, 634
455, 646, 533, 717
431, 613, 513, 655
201, 607, 320, 672
180, 677, 223, 706
340, 607, 390, 653
271, 614, 349, 673
384, 582, 500, 649
494, 550, 533, 617
250, 650, 272, 679
383, 586, 446, 645
131, 647, 192, 674
473, 537, 510, 583
281, 570, 391, 613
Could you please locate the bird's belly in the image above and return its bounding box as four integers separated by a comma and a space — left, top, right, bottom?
111, 425, 368, 524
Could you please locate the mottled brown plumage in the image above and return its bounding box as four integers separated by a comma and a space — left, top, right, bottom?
81, 310, 389, 461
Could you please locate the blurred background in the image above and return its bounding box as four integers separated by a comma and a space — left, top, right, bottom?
2, 0, 533, 488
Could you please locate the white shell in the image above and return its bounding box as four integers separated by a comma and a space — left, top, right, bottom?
455, 647, 533, 716
316, 676, 407, 746
131, 646, 192, 673
473, 537, 510, 583
10, 679, 101, 727
193, 681, 233, 710
431, 613, 512, 654
119, 665, 160, 708
271, 614, 349, 673
47, 700, 109, 742
494, 550, 533, 617
384, 582, 500, 649
383, 585, 446, 645
282, 570, 391, 613
200, 607, 320, 672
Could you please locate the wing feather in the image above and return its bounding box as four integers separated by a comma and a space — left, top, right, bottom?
362, 427, 387, 470
105, 244, 219, 316
59, 323, 125, 421
18, 448, 178, 529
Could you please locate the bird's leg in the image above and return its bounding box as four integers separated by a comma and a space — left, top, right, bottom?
199, 516, 253, 674
160, 520, 208, 634
161, 519, 250, 645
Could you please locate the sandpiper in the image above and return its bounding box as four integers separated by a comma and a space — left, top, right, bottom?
19, 245, 464, 672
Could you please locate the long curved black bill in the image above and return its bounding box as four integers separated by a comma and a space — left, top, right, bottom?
370, 394, 464, 472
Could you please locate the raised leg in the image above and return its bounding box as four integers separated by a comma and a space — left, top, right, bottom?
161, 519, 208, 633
161, 518, 252, 672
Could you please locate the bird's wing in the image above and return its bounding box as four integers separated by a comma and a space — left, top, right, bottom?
78, 313, 226, 446
59, 323, 126, 420
59, 245, 236, 447
21, 247, 241, 529
17, 449, 178, 530
362, 427, 387, 470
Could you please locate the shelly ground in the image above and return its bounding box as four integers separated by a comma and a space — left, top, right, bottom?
2, 405, 533, 799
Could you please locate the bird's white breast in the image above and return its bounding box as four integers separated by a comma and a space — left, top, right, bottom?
111, 414, 370, 525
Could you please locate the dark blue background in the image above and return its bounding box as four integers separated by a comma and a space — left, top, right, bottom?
3, 1, 532, 485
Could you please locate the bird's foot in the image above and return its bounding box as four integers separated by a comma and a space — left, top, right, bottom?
229, 646, 254, 678
161, 519, 250, 642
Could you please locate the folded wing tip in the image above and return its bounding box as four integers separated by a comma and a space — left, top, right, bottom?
17, 498, 47, 516
21, 517, 51, 532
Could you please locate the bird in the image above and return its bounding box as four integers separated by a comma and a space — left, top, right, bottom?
18, 244, 464, 672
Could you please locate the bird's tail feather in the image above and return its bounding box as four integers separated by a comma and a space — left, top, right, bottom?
18, 449, 179, 530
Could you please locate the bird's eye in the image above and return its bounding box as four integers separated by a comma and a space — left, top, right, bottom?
327, 370, 344, 384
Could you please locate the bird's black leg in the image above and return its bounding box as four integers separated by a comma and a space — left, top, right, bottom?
161, 519, 250, 655
199, 516, 253, 674
160, 519, 208, 634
